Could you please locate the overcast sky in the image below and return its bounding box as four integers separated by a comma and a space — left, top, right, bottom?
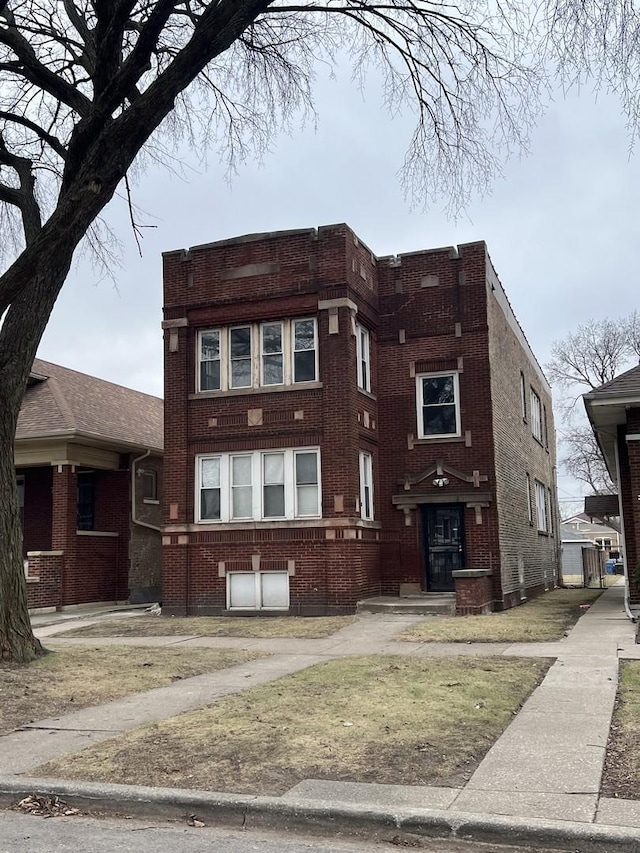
36, 67, 640, 511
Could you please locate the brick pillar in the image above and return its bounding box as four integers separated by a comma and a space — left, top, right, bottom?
52, 465, 77, 606
452, 568, 494, 615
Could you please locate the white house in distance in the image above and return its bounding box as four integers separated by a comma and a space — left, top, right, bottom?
560, 513, 621, 558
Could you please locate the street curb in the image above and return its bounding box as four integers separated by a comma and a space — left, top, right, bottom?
1, 776, 640, 852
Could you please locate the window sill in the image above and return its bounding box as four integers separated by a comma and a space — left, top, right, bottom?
143, 499, 160, 505
190, 382, 323, 400
358, 388, 377, 401
537, 530, 549, 537
415, 435, 464, 444
76, 530, 119, 537
169, 518, 382, 533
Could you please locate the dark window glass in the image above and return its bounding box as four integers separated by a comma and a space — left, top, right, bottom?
77, 473, 95, 530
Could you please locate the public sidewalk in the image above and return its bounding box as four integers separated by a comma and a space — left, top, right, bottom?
2, 585, 640, 851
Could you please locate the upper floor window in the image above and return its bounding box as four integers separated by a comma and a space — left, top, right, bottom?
535, 480, 548, 533
197, 448, 321, 523
530, 389, 542, 442
520, 371, 527, 420
359, 451, 374, 520
416, 372, 460, 439
356, 325, 371, 392
197, 319, 317, 393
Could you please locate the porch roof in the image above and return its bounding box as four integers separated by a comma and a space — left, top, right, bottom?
584, 364, 640, 483
16, 359, 163, 456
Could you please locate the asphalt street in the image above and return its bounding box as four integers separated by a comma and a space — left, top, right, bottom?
0, 812, 573, 853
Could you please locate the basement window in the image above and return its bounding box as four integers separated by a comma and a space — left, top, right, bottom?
226, 572, 289, 610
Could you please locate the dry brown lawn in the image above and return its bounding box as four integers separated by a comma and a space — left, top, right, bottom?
398, 588, 604, 644
57, 615, 353, 639
0, 646, 261, 735
601, 661, 640, 800
37, 655, 551, 795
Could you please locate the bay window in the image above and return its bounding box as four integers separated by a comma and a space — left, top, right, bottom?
197, 448, 321, 522
198, 318, 317, 393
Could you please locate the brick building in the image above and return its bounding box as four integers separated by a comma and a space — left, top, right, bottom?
162, 225, 560, 615
584, 366, 640, 614
16, 359, 163, 611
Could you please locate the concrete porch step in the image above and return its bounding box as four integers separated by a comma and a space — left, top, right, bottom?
356, 594, 456, 616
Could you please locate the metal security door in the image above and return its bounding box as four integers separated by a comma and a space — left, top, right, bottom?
423, 505, 464, 592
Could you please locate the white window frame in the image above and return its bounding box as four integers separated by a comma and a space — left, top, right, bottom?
356, 324, 371, 392
359, 451, 374, 520
226, 571, 290, 611
416, 372, 461, 439
198, 329, 222, 392
196, 319, 318, 393
530, 389, 542, 442
535, 480, 548, 533
260, 321, 284, 387
196, 448, 321, 523
520, 371, 527, 420
525, 473, 532, 524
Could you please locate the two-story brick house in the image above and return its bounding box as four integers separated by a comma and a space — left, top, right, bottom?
162, 224, 559, 615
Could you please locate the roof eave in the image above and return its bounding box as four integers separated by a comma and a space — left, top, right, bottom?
15, 429, 163, 456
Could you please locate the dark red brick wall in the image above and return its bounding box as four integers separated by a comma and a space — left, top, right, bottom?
26, 552, 62, 610
19, 466, 53, 555
69, 535, 122, 604
162, 226, 559, 614
375, 242, 502, 596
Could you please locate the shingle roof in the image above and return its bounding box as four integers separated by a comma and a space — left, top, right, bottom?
16, 359, 163, 452
589, 364, 640, 397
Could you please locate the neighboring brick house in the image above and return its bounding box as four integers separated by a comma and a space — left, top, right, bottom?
585, 366, 640, 613
162, 224, 560, 616
16, 359, 163, 610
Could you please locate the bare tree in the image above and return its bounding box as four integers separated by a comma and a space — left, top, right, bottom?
0, 1, 639, 662
546, 318, 631, 400
561, 426, 615, 495
547, 314, 639, 498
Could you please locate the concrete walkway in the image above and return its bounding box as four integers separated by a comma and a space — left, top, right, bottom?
3, 585, 640, 849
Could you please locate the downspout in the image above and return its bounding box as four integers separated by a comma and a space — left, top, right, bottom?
614, 438, 636, 623
131, 449, 161, 532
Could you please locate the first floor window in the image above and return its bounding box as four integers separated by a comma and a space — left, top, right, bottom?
296, 451, 319, 516
197, 448, 321, 522
263, 453, 285, 518
201, 457, 221, 520
359, 451, 374, 519
535, 480, 548, 533
231, 455, 253, 518
525, 473, 532, 524
416, 372, 460, 438
142, 470, 158, 501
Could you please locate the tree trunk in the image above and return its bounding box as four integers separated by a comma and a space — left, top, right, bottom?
0, 241, 81, 663
0, 402, 43, 663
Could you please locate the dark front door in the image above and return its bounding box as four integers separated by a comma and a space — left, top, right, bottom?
422, 504, 464, 592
